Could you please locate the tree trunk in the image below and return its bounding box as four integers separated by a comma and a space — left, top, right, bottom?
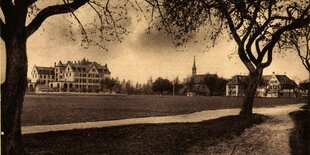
308, 72, 310, 106
1, 33, 28, 155
239, 69, 263, 115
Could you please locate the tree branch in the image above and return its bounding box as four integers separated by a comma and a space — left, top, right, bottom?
0, 18, 7, 41
1, 0, 15, 25
26, 0, 89, 38
258, 16, 310, 63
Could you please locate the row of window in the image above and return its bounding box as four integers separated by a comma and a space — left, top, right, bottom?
60, 72, 103, 78
73, 79, 100, 83
50, 83, 99, 89
33, 74, 54, 79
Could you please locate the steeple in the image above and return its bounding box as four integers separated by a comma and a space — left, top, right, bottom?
192, 56, 197, 76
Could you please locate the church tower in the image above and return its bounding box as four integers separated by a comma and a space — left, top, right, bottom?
192, 56, 197, 76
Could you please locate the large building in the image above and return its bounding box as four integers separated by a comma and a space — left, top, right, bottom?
226, 72, 297, 98
29, 58, 111, 92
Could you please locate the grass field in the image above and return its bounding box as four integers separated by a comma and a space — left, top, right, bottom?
22, 94, 305, 126
23, 114, 268, 154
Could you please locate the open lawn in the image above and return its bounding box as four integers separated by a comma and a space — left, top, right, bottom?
23, 114, 268, 154
22, 94, 305, 126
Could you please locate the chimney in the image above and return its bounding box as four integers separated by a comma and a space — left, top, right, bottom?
54, 62, 56, 67
272, 71, 275, 75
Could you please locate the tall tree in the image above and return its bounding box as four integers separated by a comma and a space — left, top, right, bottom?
1, 0, 130, 154
146, 0, 310, 115
100, 77, 118, 93
152, 77, 173, 95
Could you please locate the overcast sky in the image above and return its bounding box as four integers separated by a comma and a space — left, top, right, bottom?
0, 1, 308, 84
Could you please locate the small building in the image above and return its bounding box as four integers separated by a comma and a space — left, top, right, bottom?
30, 65, 55, 85
225, 75, 248, 97
299, 81, 310, 97
226, 72, 297, 98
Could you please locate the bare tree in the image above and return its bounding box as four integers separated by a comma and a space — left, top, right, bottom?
145, 0, 310, 115
282, 26, 310, 104
0, 0, 131, 154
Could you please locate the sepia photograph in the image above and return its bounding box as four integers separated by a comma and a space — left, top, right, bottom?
1, 0, 309, 154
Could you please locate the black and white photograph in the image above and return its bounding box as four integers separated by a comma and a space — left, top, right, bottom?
1, 0, 309, 154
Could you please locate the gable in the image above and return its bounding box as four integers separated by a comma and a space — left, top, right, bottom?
65, 64, 74, 72
31, 66, 38, 75
268, 75, 280, 85
88, 65, 99, 74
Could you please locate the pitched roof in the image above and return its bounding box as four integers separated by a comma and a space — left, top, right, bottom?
66, 59, 110, 74
192, 74, 218, 84
227, 75, 248, 85
226, 74, 297, 89
35, 66, 54, 75
275, 75, 297, 88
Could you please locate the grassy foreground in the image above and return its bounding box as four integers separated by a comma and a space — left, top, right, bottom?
24, 114, 268, 154
22, 95, 304, 126
289, 105, 310, 155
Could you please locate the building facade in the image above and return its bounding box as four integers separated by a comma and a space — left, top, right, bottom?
226, 72, 297, 98
29, 58, 111, 92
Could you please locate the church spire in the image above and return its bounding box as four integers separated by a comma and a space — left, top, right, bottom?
192, 56, 197, 76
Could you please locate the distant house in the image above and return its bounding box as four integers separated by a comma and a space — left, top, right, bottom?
225, 75, 248, 97
298, 81, 309, 97
28, 66, 55, 92
226, 72, 297, 98
28, 58, 111, 93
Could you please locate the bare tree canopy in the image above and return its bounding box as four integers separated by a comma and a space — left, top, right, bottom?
282, 24, 310, 104
282, 26, 310, 73
1, 0, 133, 50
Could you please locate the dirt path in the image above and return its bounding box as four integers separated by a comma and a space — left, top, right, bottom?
188, 104, 301, 155
22, 103, 304, 137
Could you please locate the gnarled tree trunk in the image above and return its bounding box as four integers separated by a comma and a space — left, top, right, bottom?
240, 68, 263, 115
1, 31, 28, 155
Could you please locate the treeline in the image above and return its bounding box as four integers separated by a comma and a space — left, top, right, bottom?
101, 74, 228, 96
